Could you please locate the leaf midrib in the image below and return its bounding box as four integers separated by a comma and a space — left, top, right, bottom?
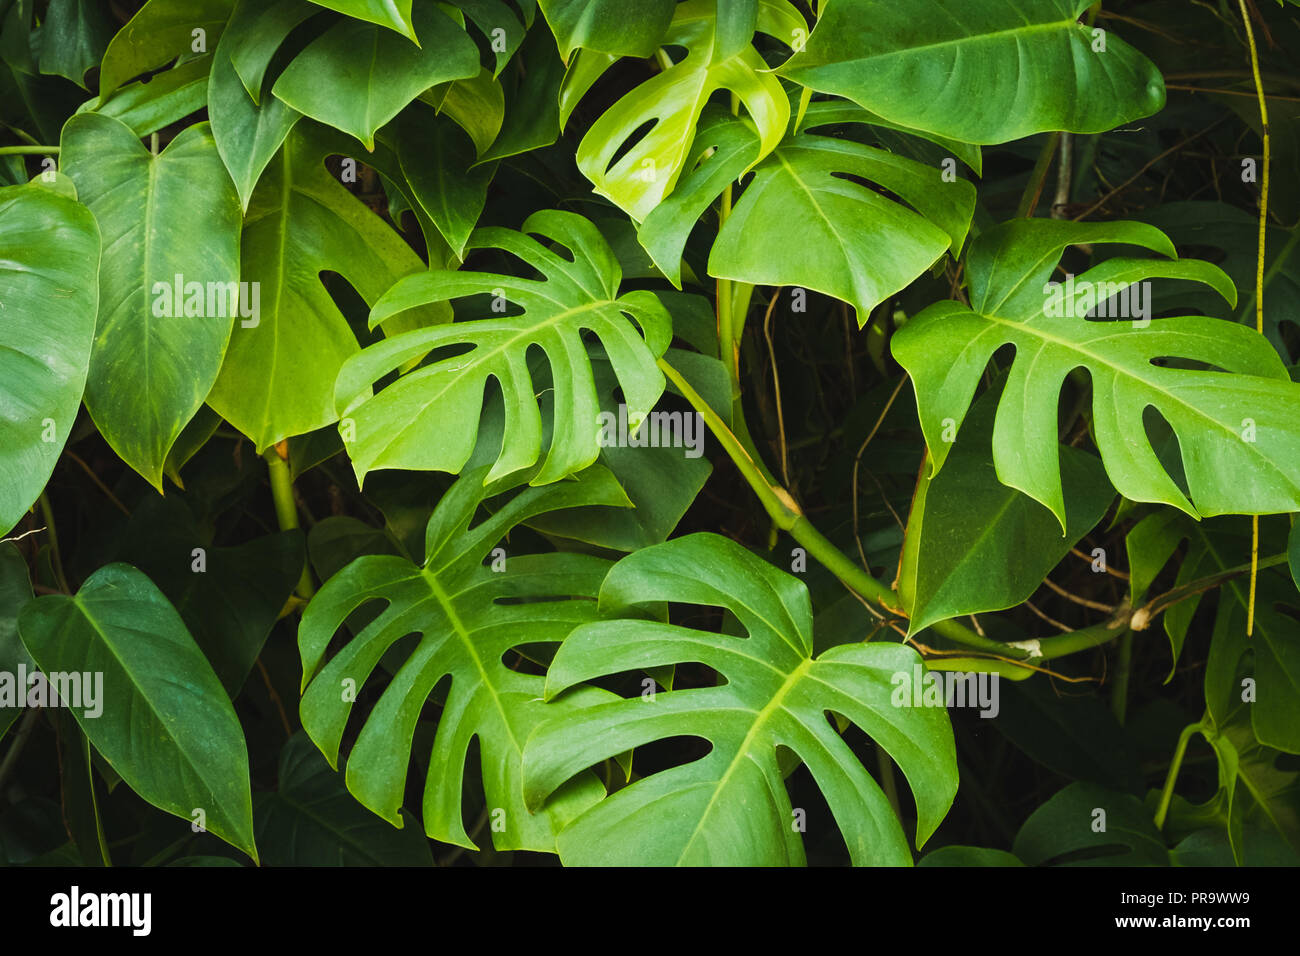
676, 656, 812, 863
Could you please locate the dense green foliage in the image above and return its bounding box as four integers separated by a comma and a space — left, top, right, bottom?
0, 0, 1297, 867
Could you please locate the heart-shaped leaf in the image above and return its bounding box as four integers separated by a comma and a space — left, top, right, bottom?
61, 113, 243, 488
272, 2, 478, 149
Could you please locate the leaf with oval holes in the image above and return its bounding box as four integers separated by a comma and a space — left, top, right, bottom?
297, 465, 630, 851
522, 533, 958, 866
336, 210, 672, 487
565, 0, 800, 222
891, 219, 1300, 528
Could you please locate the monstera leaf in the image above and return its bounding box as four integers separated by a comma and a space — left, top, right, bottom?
297, 465, 630, 851
565, 0, 801, 221
61, 112, 243, 488
272, 2, 479, 149
892, 219, 1300, 527
521, 533, 958, 866
779, 0, 1165, 145
0, 182, 99, 535
206, 121, 443, 451
335, 210, 673, 486
641, 103, 975, 319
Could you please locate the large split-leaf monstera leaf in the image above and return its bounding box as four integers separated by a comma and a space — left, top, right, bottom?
61, 112, 243, 488
298, 465, 630, 851
0, 182, 99, 535
522, 533, 958, 866
892, 219, 1300, 527
565, 0, 801, 222
779, 0, 1165, 145
640, 102, 976, 320
336, 209, 672, 487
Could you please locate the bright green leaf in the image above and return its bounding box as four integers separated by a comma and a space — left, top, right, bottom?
205, 121, 442, 451
61, 113, 243, 488
0, 182, 99, 533
779, 0, 1165, 145
298, 465, 629, 850
272, 2, 478, 150
337, 209, 673, 487
522, 533, 958, 866
891, 219, 1300, 528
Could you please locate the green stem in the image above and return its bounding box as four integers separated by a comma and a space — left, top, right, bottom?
1238, 227, 1298, 325
82, 731, 112, 866
0, 145, 59, 155
1015, 131, 1061, 218
1035, 617, 1131, 660
263, 447, 315, 600
661, 356, 1010, 657
38, 491, 71, 595
1154, 721, 1202, 830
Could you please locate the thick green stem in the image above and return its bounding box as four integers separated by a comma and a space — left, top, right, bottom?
0, 145, 59, 155
263, 447, 315, 600
1154, 721, 1202, 830
1015, 132, 1061, 218
661, 356, 1013, 658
